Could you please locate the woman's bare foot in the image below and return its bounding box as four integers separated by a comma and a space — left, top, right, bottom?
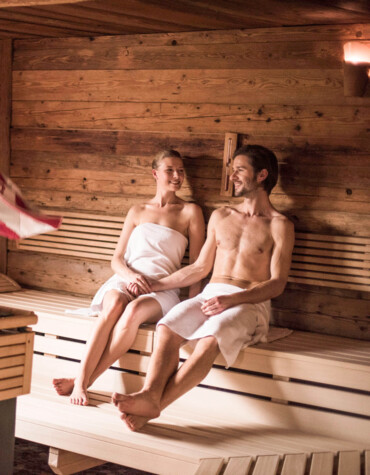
69, 382, 89, 406
121, 412, 151, 431
52, 378, 75, 396
112, 391, 160, 418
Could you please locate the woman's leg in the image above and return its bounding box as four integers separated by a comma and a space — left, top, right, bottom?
53, 289, 129, 405
87, 296, 163, 387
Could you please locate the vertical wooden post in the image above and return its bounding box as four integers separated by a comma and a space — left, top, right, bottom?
220, 132, 238, 197
0, 40, 12, 274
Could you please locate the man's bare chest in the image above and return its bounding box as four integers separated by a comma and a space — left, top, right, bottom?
216, 218, 272, 254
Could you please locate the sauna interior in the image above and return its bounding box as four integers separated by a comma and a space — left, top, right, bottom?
0, 1, 369, 474
1, 0, 369, 339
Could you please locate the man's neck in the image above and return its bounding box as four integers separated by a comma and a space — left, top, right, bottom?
238, 189, 272, 217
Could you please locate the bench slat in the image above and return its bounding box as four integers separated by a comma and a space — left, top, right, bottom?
309, 452, 334, 475
223, 456, 253, 475
365, 451, 370, 475
337, 451, 361, 475
34, 334, 151, 374
252, 455, 279, 475
280, 453, 307, 475
201, 367, 370, 417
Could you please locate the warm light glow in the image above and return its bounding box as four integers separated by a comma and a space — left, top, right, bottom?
344, 41, 370, 65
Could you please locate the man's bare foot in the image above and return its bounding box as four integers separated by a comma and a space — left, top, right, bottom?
69, 384, 89, 406
121, 412, 151, 431
52, 378, 75, 396
112, 391, 160, 418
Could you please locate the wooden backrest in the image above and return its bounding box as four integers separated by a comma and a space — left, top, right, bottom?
9, 211, 370, 292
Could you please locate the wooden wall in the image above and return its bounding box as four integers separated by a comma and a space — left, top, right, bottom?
7, 24, 370, 339
0, 39, 12, 274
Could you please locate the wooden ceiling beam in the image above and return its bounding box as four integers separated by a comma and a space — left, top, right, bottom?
0, 1, 87, 7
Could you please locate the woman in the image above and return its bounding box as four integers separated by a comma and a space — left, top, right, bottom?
53, 150, 205, 405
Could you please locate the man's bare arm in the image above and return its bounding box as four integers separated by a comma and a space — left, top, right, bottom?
202, 217, 294, 315
187, 204, 206, 298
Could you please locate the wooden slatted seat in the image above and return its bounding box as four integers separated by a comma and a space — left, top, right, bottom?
224, 451, 370, 475
0, 289, 369, 474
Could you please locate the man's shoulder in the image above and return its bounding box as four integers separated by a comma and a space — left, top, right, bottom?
270, 212, 295, 239
211, 206, 234, 219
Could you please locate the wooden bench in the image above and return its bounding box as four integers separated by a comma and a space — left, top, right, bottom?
1, 212, 370, 474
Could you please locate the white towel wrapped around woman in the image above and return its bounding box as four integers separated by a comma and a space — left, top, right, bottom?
91, 222, 188, 316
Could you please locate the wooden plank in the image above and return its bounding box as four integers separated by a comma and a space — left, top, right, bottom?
0, 332, 29, 347
22, 332, 34, 394
10, 38, 344, 70
309, 453, 334, 475
0, 343, 26, 358
12, 69, 345, 106
0, 1, 86, 7
0, 365, 24, 379
0, 39, 12, 274
12, 101, 370, 138
0, 354, 25, 369
201, 367, 370, 417
281, 453, 307, 475
252, 455, 279, 475
0, 376, 23, 390
194, 458, 224, 475
337, 451, 361, 475
48, 447, 105, 475
0, 273, 21, 292
365, 451, 370, 475
223, 456, 252, 475
0, 312, 38, 330
12, 24, 370, 57
34, 334, 151, 373
0, 386, 24, 400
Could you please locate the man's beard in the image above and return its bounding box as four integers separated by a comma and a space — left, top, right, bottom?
234, 180, 258, 197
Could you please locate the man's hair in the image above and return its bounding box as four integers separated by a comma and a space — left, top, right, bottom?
152, 149, 182, 170
233, 144, 278, 195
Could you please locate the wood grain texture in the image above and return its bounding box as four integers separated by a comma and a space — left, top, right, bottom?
0, 40, 12, 274
7, 24, 370, 341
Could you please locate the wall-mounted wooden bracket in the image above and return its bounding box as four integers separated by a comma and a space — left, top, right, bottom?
220, 132, 238, 197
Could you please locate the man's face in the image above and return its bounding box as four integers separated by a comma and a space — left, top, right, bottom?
230, 155, 259, 197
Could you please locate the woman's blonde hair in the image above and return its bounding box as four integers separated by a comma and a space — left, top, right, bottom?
152, 149, 182, 169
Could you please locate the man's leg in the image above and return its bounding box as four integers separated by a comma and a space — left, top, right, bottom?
120, 334, 220, 430
53, 289, 129, 405
112, 324, 185, 419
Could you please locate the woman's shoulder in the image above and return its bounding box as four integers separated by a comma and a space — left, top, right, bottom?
182, 201, 203, 218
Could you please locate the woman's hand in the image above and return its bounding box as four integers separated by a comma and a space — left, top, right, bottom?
127, 274, 152, 296
201, 294, 235, 317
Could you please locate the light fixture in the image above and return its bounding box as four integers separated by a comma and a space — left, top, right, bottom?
343, 41, 370, 97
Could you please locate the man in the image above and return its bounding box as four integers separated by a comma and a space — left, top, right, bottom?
112, 144, 295, 431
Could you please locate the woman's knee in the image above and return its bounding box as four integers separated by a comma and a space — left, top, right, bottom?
101, 291, 127, 321
117, 299, 148, 329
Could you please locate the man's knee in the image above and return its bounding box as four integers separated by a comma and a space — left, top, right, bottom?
197, 336, 219, 354
157, 324, 185, 346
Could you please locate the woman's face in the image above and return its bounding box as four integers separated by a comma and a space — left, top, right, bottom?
153, 156, 185, 191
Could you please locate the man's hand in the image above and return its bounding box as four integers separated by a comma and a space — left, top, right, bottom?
201, 294, 235, 317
